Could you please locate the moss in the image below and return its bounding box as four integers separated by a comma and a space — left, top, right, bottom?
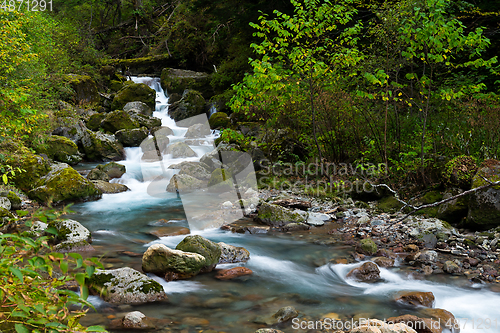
101, 110, 140, 134
209, 112, 230, 129
358, 238, 378, 255
0, 207, 14, 227
378, 196, 403, 212
140, 280, 163, 294
442, 155, 478, 190
7, 191, 21, 210
160, 68, 212, 98
81, 130, 125, 161
87, 113, 106, 131
96, 162, 126, 179
64, 74, 100, 106
110, 80, 124, 92
168, 90, 206, 122
40, 136, 82, 166
175, 235, 221, 267
111, 83, 156, 110
421, 191, 443, 204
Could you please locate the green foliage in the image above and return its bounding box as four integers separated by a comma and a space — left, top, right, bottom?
0, 164, 25, 186
0, 208, 106, 332
219, 128, 247, 146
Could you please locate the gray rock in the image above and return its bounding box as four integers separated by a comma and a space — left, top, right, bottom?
307, 212, 330, 226
49, 219, 94, 252
88, 267, 167, 304
122, 311, 151, 329
123, 101, 153, 116
218, 242, 250, 264
443, 260, 462, 274
166, 142, 197, 158
177, 162, 211, 181
254, 306, 299, 326
357, 215, 370, 224
166, 174, 205, 193
0, 197, 11, 211
115, 127, 149, 147
256, 202, 308, 228
91, 180, 129, 194
346, 262, 380, 282
416, 250, 438, 264
185, 123, 211, 138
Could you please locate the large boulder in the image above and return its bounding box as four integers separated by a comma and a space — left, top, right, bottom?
467, 160, 500, 229
100, 110, 140, 134
123, 101, 153, 116
199, 143, 240, 172
177, 162, 211, 181
88, 267, 167, 304
175, 235, 221, 271
0, 139, 51, 192
29, 163, 102, 205
207, 168, 234, 193
128, 112, 162, 129
80, 130, 125, 161
166, 142, 197, 158
87, 168, 110, 181
209, 112, 230, 129
256, 202, 308, 228
160, 68, 212, 98
168, 90, 206, 122
442, 155, 478, 190
64, 74, 100, 105
218, 242, 250, 264
115, 127, 149, 147
86, 113, 106, 131
346, 262, 381, 282
166, 174, 205, 193
437, 187, 469, 224
52, 119, 90, 146
142, 243, 207, 280
39, 135, 83, 165
111, 83, 156, 110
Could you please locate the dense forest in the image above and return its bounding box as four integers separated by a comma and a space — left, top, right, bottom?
1, 0, 500, 331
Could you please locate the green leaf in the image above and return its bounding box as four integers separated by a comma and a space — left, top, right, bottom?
75, 272, 86, 286
45, 226, 58, 235
60, 260, 68, 274
15, 324, 29, 333
86, 265, 95, 277
9, 266, 24, 283
86, 325, 108, 332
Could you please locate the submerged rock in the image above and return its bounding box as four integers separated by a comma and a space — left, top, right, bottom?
254, 306, 299, 326
215, 267, 253, 280
346, 262, 380, 282
88, 267, 167, 304
142, 243, 207, 280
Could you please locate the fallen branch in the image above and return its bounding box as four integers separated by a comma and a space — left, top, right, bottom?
372, 180, 500, 223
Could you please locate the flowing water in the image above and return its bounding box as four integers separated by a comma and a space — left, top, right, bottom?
68, 77, 500, 333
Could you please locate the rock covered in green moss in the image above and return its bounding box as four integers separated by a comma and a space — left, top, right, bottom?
101, 110, 140, 134
64, 74, 100, 105
437, 188, 468, 223
6, 191, 21, 210
49, 218, 91, 243
52, 119, 90, 145
87, 168, 110, 181
96, 162, 126, 179
166, 174, 204, 193
91, 180, 129, 194
80, 130, 125, 161
160, 68, 212, 97
442, 155, 478, 190
42, 135, 83, 165
209, 112, 230, 129
115, 127, 149, 147
88, 267, 167, 304
168, 90, 206, 122
467, 160, 500, 229
142, 243, 207, 280
111, 83, 156, 110
86, 113, 106, 131
29, 163, 102, 205
176, 235, 221, 271
0, 207, 14, 227
165, 142, 197, 158
356, 238, 378, 256
377, 196, 404, 212
128, 112, 162, 129
256, 202, 308, 228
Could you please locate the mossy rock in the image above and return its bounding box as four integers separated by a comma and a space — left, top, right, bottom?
87, 168, 110, 181
417, 190, 443, 217
129, 113, 162, 129
209, 112, 230, 129
437, 188, 468, 224
175, 235, 221, 270
48, 219, 92, 244
111, 83, 156, 111
167, 90, 206, 122
91, 180, 129, 194
101, 110, 140, 134
442, 155, 478, 190
7, 191, 21, 210
0, 138, 51, 192
64, 74, 100, 105
256, 202, 308, 228
40, 135, 82, 166
160, 68, 212, 98
110, 80, 124, 92
377, 196, 404, 212
96, 162, 126, 179
87, 113, 107, 131
466, 159, 500, 230
29, 163, 102, 205
0, 207, 14, 227
80, 130, 125, 161
207, 168, 234, 192
356, 238, 378, 256
115, 127, 149, 147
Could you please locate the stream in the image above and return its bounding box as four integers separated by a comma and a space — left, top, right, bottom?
68, 77, 500, 333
